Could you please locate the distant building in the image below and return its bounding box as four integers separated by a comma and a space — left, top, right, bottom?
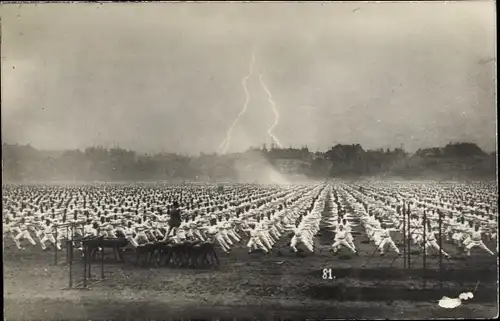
264, 146, 312, 174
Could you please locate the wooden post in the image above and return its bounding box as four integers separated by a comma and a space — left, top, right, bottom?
407, 203, 411, 269
88, 243, 92, 280
402, 203, 406, 269
438, 210, 443, 291
68, 240, 73, 288
54, 225, 58, 265
83, 244, 88, 288
423, 209, 427, 289
66, 225, 69, 264
101, 240, 105, 280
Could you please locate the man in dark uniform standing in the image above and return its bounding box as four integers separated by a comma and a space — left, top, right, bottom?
162, 201, 182, 241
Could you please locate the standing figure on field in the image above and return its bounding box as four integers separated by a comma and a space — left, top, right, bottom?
162, 201, 182, 241
290, 221, 313, 253
424, 222, 451, 258
341, 218, 357, 251
40, 219, 58, 251
465, 224, 495, 257
373, 223, 401, 256
331, 224, 358, 255
14, 217, 38, 250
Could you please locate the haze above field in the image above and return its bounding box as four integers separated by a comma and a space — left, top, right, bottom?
1, 2, 496, 155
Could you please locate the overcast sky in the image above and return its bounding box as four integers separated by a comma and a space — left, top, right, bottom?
1, 2, 496, 155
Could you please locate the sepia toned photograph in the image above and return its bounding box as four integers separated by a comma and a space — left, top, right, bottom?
1, 1, 498, 319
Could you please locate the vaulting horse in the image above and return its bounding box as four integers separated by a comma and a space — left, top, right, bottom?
133, 240, 220, 268
81, 236, 129, 263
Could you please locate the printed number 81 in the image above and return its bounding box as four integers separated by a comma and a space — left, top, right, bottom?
322, 268, 333, 279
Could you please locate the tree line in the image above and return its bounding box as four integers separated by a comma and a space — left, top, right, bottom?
1, 142, 496, 182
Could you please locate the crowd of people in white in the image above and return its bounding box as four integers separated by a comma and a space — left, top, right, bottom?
3, 181, 497, 259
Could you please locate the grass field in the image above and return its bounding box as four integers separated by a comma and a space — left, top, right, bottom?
4, 204, 498, 319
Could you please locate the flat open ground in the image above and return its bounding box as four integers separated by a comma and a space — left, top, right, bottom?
4, 206, 498, 320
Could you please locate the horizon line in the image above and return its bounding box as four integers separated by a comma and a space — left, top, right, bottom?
1, 140, 496, 157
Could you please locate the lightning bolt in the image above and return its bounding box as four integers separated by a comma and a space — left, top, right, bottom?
259, 73, 283, 148
218, 49, 257, 154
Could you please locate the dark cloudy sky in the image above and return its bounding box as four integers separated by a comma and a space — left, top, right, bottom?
1, 2, 496, 155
